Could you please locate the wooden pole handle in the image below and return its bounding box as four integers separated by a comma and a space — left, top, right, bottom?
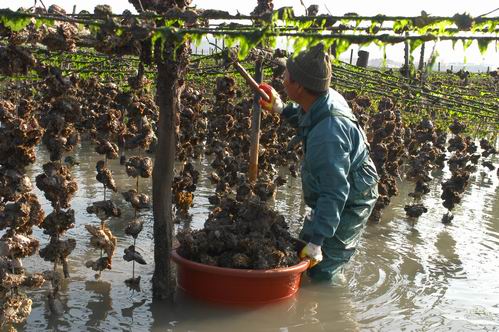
233, 62, 270, 102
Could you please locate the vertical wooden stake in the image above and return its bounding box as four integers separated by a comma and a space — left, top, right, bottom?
404, 33, 410, 79
349, 49, 353, 64
418, 42, 425, 72
249, 59, 264, 183
152, 39, 189, 301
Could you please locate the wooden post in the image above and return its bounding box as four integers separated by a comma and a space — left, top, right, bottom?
438, 62, 440, 71
249, 59, 264, 183
404, 35, 410, 79
418, 42, 425, 72
72, 5, 76, 14
450, 65, 453, 72
349, 49, 353, 64
152, 24, 190, 302
420, 62, 427, 86
356, 50, 369, 68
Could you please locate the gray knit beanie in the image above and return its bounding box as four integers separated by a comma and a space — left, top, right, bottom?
286, 43, 332, 93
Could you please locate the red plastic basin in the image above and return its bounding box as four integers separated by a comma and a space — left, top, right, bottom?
171, 249, 310, 305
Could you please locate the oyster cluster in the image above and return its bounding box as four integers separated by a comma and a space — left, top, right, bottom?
0, 100, 43, 170
85, 198, 121, 278
84, 88, 125, 279
403, 118, 447, 219
35, 162, 78, 209
39, 94, 81, 162
177, 196, 299, 269
35, 159, 77, 285
41, 22, 79, 52
173, 162, 199, 214
204, 76, 295, 196
84, 224, 117, 268
39, 238, 76, 278
269, 49, 288, 101
123, 246, 146, 265
49, 70, 157, 165
0, 168, 33, 203
3, 5, 80, 53
95, 139, 120, 160
438, 120, 497, 223
120, 98, 157, 153
96, 160, 118, 193
122, 189, 150, 210
0, 194, 44, 235
479, 138, 497, 171
93, 6, 154, 56
176, 77, 300, 268
86, 200, 121, 221
40, 209, 75, 237
346, 95, 406, 223
251, 0, 274, 16
0, 98, 46, 330
125, 157, 152, 178
28, 67, 81, 288
0, 45, 36, 76
404, 203, 428, 218
177, 87, 208, 161
440, 120, 473, 220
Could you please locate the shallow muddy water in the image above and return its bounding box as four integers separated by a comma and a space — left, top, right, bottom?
10, 143, 499, 331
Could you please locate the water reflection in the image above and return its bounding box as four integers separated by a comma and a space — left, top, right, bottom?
149, 281, 359, 332
85, 280, 113, 328
432, 230, 465, 279
14, 144, 499, 331
44, 279, 71, 331
122, 299, 147, 320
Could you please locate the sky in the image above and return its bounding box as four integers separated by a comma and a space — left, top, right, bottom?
5, 0, 499, 68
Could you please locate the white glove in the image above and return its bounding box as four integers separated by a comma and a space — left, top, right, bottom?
299, 242, 323, 267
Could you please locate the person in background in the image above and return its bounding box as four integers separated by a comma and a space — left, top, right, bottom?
259, 44, 379, 282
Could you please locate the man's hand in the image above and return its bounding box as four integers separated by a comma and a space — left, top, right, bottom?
258, 83, 283, 114
299, 242, 323, 268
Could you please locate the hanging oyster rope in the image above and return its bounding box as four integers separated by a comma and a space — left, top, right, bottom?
122, 155, 152, 291
0, 100, 47, 330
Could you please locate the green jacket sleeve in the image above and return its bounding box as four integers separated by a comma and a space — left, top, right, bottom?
281, 103, 301, 128
307, 136, 351, 246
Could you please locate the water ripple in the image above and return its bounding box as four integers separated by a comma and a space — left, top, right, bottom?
11, 144, 499, 331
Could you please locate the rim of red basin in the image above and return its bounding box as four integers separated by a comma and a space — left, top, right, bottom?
171, 249, 310, 278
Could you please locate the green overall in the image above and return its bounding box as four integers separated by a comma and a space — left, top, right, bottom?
282, 88, 379, 281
